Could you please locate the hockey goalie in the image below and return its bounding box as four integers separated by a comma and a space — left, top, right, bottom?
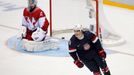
18, 0, 59, 52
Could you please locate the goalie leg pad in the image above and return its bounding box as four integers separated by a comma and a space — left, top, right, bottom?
22, 38, 60, 52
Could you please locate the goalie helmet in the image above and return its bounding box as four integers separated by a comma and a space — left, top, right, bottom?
31, 28, 46, 42
28, 0, 37, 10
28, 0, 37, 5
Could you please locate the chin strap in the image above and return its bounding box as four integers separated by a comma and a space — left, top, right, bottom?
76, 34, 84, 40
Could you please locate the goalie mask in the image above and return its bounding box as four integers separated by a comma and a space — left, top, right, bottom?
28, 0, 37, 12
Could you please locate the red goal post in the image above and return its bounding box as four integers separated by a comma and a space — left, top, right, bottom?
49, 0, 52, 37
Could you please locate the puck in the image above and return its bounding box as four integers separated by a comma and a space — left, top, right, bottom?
61, 37, 65, 39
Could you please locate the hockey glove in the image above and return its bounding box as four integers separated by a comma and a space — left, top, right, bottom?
74, 60, 84, 68
32, 28, 46, 42
98, 50, 106, 59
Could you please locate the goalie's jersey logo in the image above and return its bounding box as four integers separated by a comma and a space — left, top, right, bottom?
25, 17, 38, 31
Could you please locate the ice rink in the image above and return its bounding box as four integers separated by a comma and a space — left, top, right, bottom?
0, 0, 134, 75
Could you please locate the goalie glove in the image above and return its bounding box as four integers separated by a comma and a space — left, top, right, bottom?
74, 60, 84, 68
31, 28, 46, 42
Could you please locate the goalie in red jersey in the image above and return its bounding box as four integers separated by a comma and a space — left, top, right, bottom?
18, 0, 51, 51
20, 0, 49, 41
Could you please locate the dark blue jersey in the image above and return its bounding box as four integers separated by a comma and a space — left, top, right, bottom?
68, 31, 104, 61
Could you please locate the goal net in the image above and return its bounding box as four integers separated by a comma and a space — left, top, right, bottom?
48, 0, 125, 47
87, 0, 126, 46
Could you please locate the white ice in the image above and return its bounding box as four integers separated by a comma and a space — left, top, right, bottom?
0, 0, 134, 75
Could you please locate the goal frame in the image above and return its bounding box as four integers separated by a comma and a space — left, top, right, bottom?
48, 0, 125, 46
49, 0, 100, 37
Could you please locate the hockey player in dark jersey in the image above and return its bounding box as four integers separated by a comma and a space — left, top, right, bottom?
68, 24, 111, 75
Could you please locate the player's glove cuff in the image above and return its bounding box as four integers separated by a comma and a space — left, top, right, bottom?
98, 50, 106, 59
74, 60, 84, 68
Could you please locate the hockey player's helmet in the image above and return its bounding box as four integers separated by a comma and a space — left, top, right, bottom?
73, 24, 84, 40
73, 24, 84, 31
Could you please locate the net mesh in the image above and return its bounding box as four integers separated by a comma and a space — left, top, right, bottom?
51, 0, 125, 47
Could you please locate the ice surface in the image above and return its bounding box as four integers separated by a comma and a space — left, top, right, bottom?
0, 0, 134, 75
7, 36, 116, 57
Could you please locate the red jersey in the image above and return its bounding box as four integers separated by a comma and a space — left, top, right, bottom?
22, 7, 49, 40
